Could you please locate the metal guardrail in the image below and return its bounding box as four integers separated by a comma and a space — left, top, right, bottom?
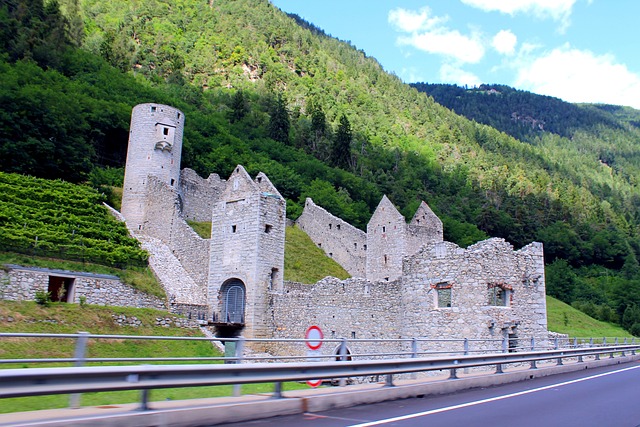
1, 332, 636, 365
1, 345, 638, 401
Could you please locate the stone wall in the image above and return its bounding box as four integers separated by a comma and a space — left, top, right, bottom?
401, 238, 547, 351
142, 176, 210, 289
179, 168, 225, 223
268, 277, 404, 357
296, 198, 366, 278
1, 265, 165, 310
267, 237, 547, 357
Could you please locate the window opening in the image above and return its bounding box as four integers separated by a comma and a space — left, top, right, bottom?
231, 225, 237, 233
336, 224, 341, 230
150, 106, 156, 112
265, 224, 272, 233
434, 282, 452, 308
488, 282, 512, 307
163, 127, 169, 136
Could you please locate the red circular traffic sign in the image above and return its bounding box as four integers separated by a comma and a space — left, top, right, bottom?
305, 325, 323, 350
306, 379, 322, 388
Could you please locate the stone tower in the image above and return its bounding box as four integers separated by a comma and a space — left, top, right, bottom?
208, 165, 286, 338
121, 103, 185, 231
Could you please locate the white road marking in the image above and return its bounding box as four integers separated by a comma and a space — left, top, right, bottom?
348, 364, 640, 427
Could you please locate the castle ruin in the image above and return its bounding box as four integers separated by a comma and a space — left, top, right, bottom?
119, 103, 548, 349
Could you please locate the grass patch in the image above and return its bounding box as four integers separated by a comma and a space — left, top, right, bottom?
187, 220, 212, 239
0, 301, 313, 413
546, 296, 634, 338
0, 252, 165, 299
284, 225, 350, 283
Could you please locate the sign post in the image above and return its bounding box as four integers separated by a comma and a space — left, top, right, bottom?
305, 325, 323, 387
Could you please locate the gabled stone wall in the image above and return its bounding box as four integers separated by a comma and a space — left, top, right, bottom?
366, 196, 407, 282
296, 198, 366, 278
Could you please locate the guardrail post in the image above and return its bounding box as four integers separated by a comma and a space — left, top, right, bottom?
610, 338, 616, 358
273, 381, 282, 399
139, 389, 150, 411
463, 338, 470, 374
449, 362, 459, 380
530, 337, 537, 369
410, 338, 418, 379
339, 338, 347, 387
633, 338, 636, 355
69, 331, 89, 409
495, 336, 507, 374
233, 337, 245, 397
575, 338, 583, 362
385, 373, 395, 387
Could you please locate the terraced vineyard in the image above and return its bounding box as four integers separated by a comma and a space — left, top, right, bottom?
0, 172, 147, 268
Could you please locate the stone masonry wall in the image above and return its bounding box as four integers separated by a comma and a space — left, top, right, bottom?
179, 168, 225, 223
296, 198, 366, 278
268, 277, 404, 357
400, 238, 547, 352
142, 176, 209, 289
1, 265, 165, 310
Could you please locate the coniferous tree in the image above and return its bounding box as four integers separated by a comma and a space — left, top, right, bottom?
332, 114, 352, 169
267, 93, 290, 144
229, 90, 249, 123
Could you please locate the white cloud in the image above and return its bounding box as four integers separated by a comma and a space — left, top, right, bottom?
515, 45, 640, 108
389, 7, 485, 64
388, 7, 446, 33
492, 30, 517, 56
461, 0, 576, 31
440, 63, 482, 87
461, 0, 576, 19
398, 31, 485, 64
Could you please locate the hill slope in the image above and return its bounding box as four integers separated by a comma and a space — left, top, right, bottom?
0, 0, 639, 334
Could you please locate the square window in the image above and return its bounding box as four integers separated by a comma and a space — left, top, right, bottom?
488, 286, 510, 306
265, 224, 272, 233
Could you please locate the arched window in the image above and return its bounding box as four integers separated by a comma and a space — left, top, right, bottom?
221, 279, 246, 324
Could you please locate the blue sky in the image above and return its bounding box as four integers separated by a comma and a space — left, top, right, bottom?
270, 0, 640, 109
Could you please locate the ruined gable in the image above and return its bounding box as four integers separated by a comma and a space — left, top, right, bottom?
296, 198, 366, 277
366, 195, 407, 282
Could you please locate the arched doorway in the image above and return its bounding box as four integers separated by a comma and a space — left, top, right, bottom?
221, 279, 246, 324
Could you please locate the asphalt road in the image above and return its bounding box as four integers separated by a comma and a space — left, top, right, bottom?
222, 361, 640, 427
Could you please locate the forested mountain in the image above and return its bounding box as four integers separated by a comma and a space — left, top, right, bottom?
1, 0, 639, 334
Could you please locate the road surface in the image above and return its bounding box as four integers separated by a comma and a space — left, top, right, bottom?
224, 361, 640, 427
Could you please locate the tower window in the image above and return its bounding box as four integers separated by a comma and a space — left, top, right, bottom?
382, 226, 386, 232
170, 179, 175, 186
231, 225, 237, 233
336, 224, 341, 230
163, 127, 169, 136
150, 106, 156, 112
265, 224, 272, 233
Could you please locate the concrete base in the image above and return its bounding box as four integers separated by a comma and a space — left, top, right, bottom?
1, 354, 638, 427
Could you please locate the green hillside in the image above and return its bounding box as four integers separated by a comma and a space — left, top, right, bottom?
546, 296, 633, 339
1, 0, 639, 334
284, 225, 349, 283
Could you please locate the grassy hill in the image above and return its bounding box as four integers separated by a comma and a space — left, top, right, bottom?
546, 296, 633, 338
2, 0, 640, 334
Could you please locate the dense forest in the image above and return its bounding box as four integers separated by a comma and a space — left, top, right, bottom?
1, 0, 639, 335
